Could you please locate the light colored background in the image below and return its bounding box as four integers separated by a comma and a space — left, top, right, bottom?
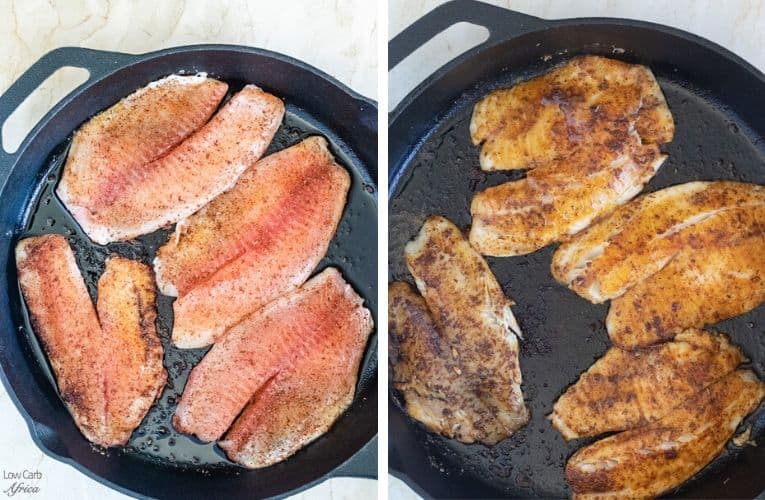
0, 0, 376, 499
388, 0, 765, 498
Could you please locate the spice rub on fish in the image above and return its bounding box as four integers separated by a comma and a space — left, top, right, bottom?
173, 268, 372, 445
566, 369, 765, 499
607, 230, 765, 349
394, 216, 528, 444
59, 81, 284, 244
15, 235, 165, 447
550, 329, 744, 441
468, 56, 674, 256
470, 55, 674, 172
219, 270, 372, 468
154, 136, 349, 348
552, 181, 765, 303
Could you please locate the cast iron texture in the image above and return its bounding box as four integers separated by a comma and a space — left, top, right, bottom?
0, 45, 377, 499
389, 1, 765, 498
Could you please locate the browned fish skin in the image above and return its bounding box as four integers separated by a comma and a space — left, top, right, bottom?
219, 274, 372, 468
402, 216, 528, 442
173, 268, 372, 444
16, 235, 107, 444
97, 257, 166, 446
390, 282, 521, 444
607, 232, 765, 349
566, 370, 765, 499
15, 236, 165, 447
469, 138, 666, 256
470, 55, 674, 171
552, 181, 765, 303
549, 329, 745, 441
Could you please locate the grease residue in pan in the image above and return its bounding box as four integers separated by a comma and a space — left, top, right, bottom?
14, 78, 378, 471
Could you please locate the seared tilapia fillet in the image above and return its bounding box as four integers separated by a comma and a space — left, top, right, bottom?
16, 235, 165, 447
552, 181, 765, 303
391, 282, 521, 444
566, 369, 765, 499
468, 56, 674, 256
607, 230, 765, 349
399, 216, 528, 442
59, 82, 284, 243
550, 329, 744, 441
469, 137, 666, 256
470, 55, 673, 171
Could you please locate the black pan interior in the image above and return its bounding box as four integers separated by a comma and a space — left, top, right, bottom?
389, 29, 765, 499
1, 49, 377, 499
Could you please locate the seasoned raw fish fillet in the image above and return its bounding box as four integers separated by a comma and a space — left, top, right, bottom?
173, 268, 372, 443
390, 282, 520, 444
58, 74, 227, 214
219, 273, 372, 468
403, 216, 528, 441
607, 232, 765, 349
552, 181, 765, 303
16, 236, 165, 447
59, 84, 284, 244
470, 55, 674, 171
96, 257, 166, 446
549, 329, 744, 441
566, 369, 765, 499
155, 137, 349, 348
16, 235, 106, 444
469, 138, 666, 256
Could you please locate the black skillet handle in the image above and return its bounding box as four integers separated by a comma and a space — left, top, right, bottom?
0, 47, 137, 167
389, 0, 548, 70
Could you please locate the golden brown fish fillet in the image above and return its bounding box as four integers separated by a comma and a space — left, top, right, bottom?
60, 84, 284, 244
469, 138, 666, 256
97, 257, 165, 446
154, 137, 349, 348
58, 74, 228, 217
219, 275, 372, 468
470, 55, 673, 171
403, 216, 528, 441
566, 369, 765, 499
607, 232, 765, 349
552, 181, 765, 303
15, 236, 165, 447
390, 282, 522, 444
549, 329, 744, 441
173, 268, 372, 443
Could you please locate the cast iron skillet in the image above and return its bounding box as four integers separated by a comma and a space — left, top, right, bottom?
388, 1, 765, 498
0, 45, 377, 499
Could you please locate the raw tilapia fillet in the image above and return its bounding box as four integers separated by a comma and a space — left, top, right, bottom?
607, 231, 765, 349
173, 268, 372, 443
566, 369, 765, 499
59, 83, 284, 244
155, 136, 349, 348
550, 329, 744, 441
390, 282, 522, 444
552, 181, 765, 303
219, 272, 372, 468
15, 236, 165, 447
469, 138, 666, 256
470, 55, 674, 171
403, 216, 528, 441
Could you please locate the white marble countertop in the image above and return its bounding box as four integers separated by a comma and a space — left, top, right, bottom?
388, 0, 764, 498
0, 1, 376, 499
